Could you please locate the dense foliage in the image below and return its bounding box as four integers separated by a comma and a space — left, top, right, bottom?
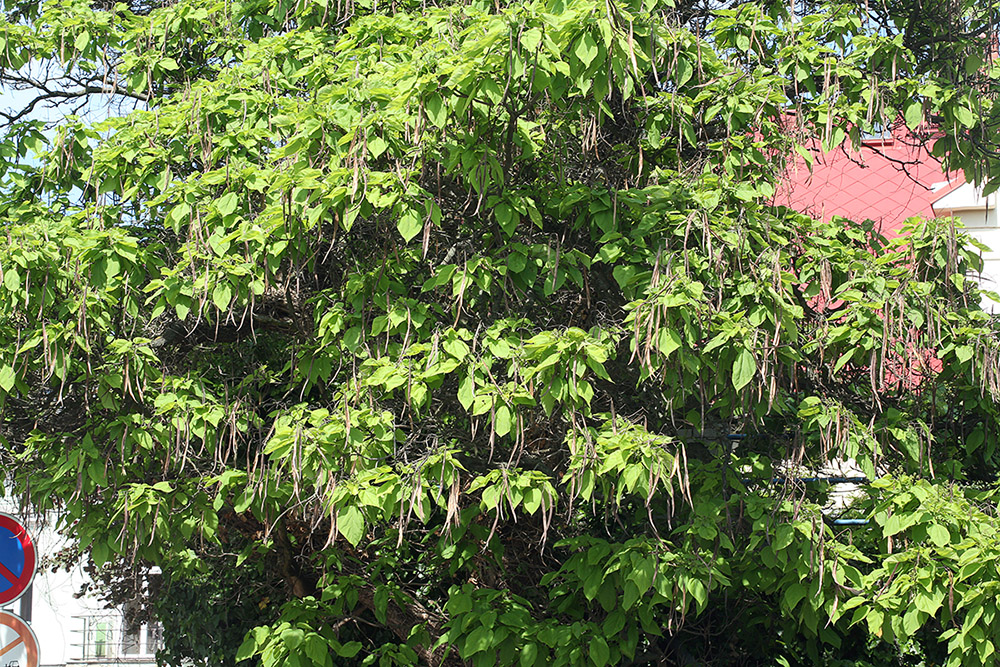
4, 0, 1000, 665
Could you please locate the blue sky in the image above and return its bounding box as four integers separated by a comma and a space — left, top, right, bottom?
0, 65, 118, 128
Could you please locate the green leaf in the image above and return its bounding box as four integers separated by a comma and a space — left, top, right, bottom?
734, 183, 756, 201
425, 94, 447, 128
675, 56, 692, 87
954, 105, 975, 128
904, 99, 923, 129
833, 349, 854, 374
208, 231, 231, 255
368, 136, 388, 158
915, 590, 944, 615
336, 641, 362, 658
216, 192, 239, 216
235, 635, 257, 662
631, 557, 654, 594
337, 505, 365, 546
213, 281, 233, 311
522, 488, 543, 514
732, 347, 756, 391
75, 30, 90, 52
687, 578, 707, 609
574, 32, 599, 68
462, 626, 494, 658
883, 513, 904, 536
783, 582, 806, 611
282, 627, 305, 650
0, 365, 15, 393
656, 329, 681, 357
603, 609, 625, 636
495, 404, 513, 436
589, 636, 610, 667
521, 28, 542, 52
334, 641, 362, 658
794, 143, 815, 170
507, 252, 527, 273
304, 635, 328, 664
458, 373, 475, 411
3, 268, 19, 292
168, 202, 191, 230
494, 201, 517, 236
91, 540, 110, 567
902, 608, 922, 637
927, 523, 950, 548
612, 265, 637, 290
448, 590, 473, 614
374, 586, 390, 623
520, 643, 539, 667
397, 208, 422, 242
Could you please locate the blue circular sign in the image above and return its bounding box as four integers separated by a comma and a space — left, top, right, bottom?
0, 514, 35, 605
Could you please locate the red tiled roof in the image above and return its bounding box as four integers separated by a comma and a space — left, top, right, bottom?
773, 125, 955, 389
773, 129, 964, 236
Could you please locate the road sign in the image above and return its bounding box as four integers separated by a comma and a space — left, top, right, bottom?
0, 611, 37, 667
0, 514, 35, 606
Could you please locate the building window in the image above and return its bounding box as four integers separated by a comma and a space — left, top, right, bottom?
147, 619, 164, 654
77, 611, 162, 660
123, 597, 164, 657
92, 619, 111, 659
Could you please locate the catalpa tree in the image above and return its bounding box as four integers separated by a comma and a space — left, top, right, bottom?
2, 0, 1000, 665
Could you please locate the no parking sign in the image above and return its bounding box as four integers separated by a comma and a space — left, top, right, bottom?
0, 611, 38, 667
0, 514, 34, 606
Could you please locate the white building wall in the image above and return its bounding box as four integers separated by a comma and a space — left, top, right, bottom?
932, 184, 1000, 312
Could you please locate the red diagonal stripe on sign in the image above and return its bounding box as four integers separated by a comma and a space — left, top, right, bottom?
0, 558, 29, 590
0, 636, 22, 658
0, 561, 17, 586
